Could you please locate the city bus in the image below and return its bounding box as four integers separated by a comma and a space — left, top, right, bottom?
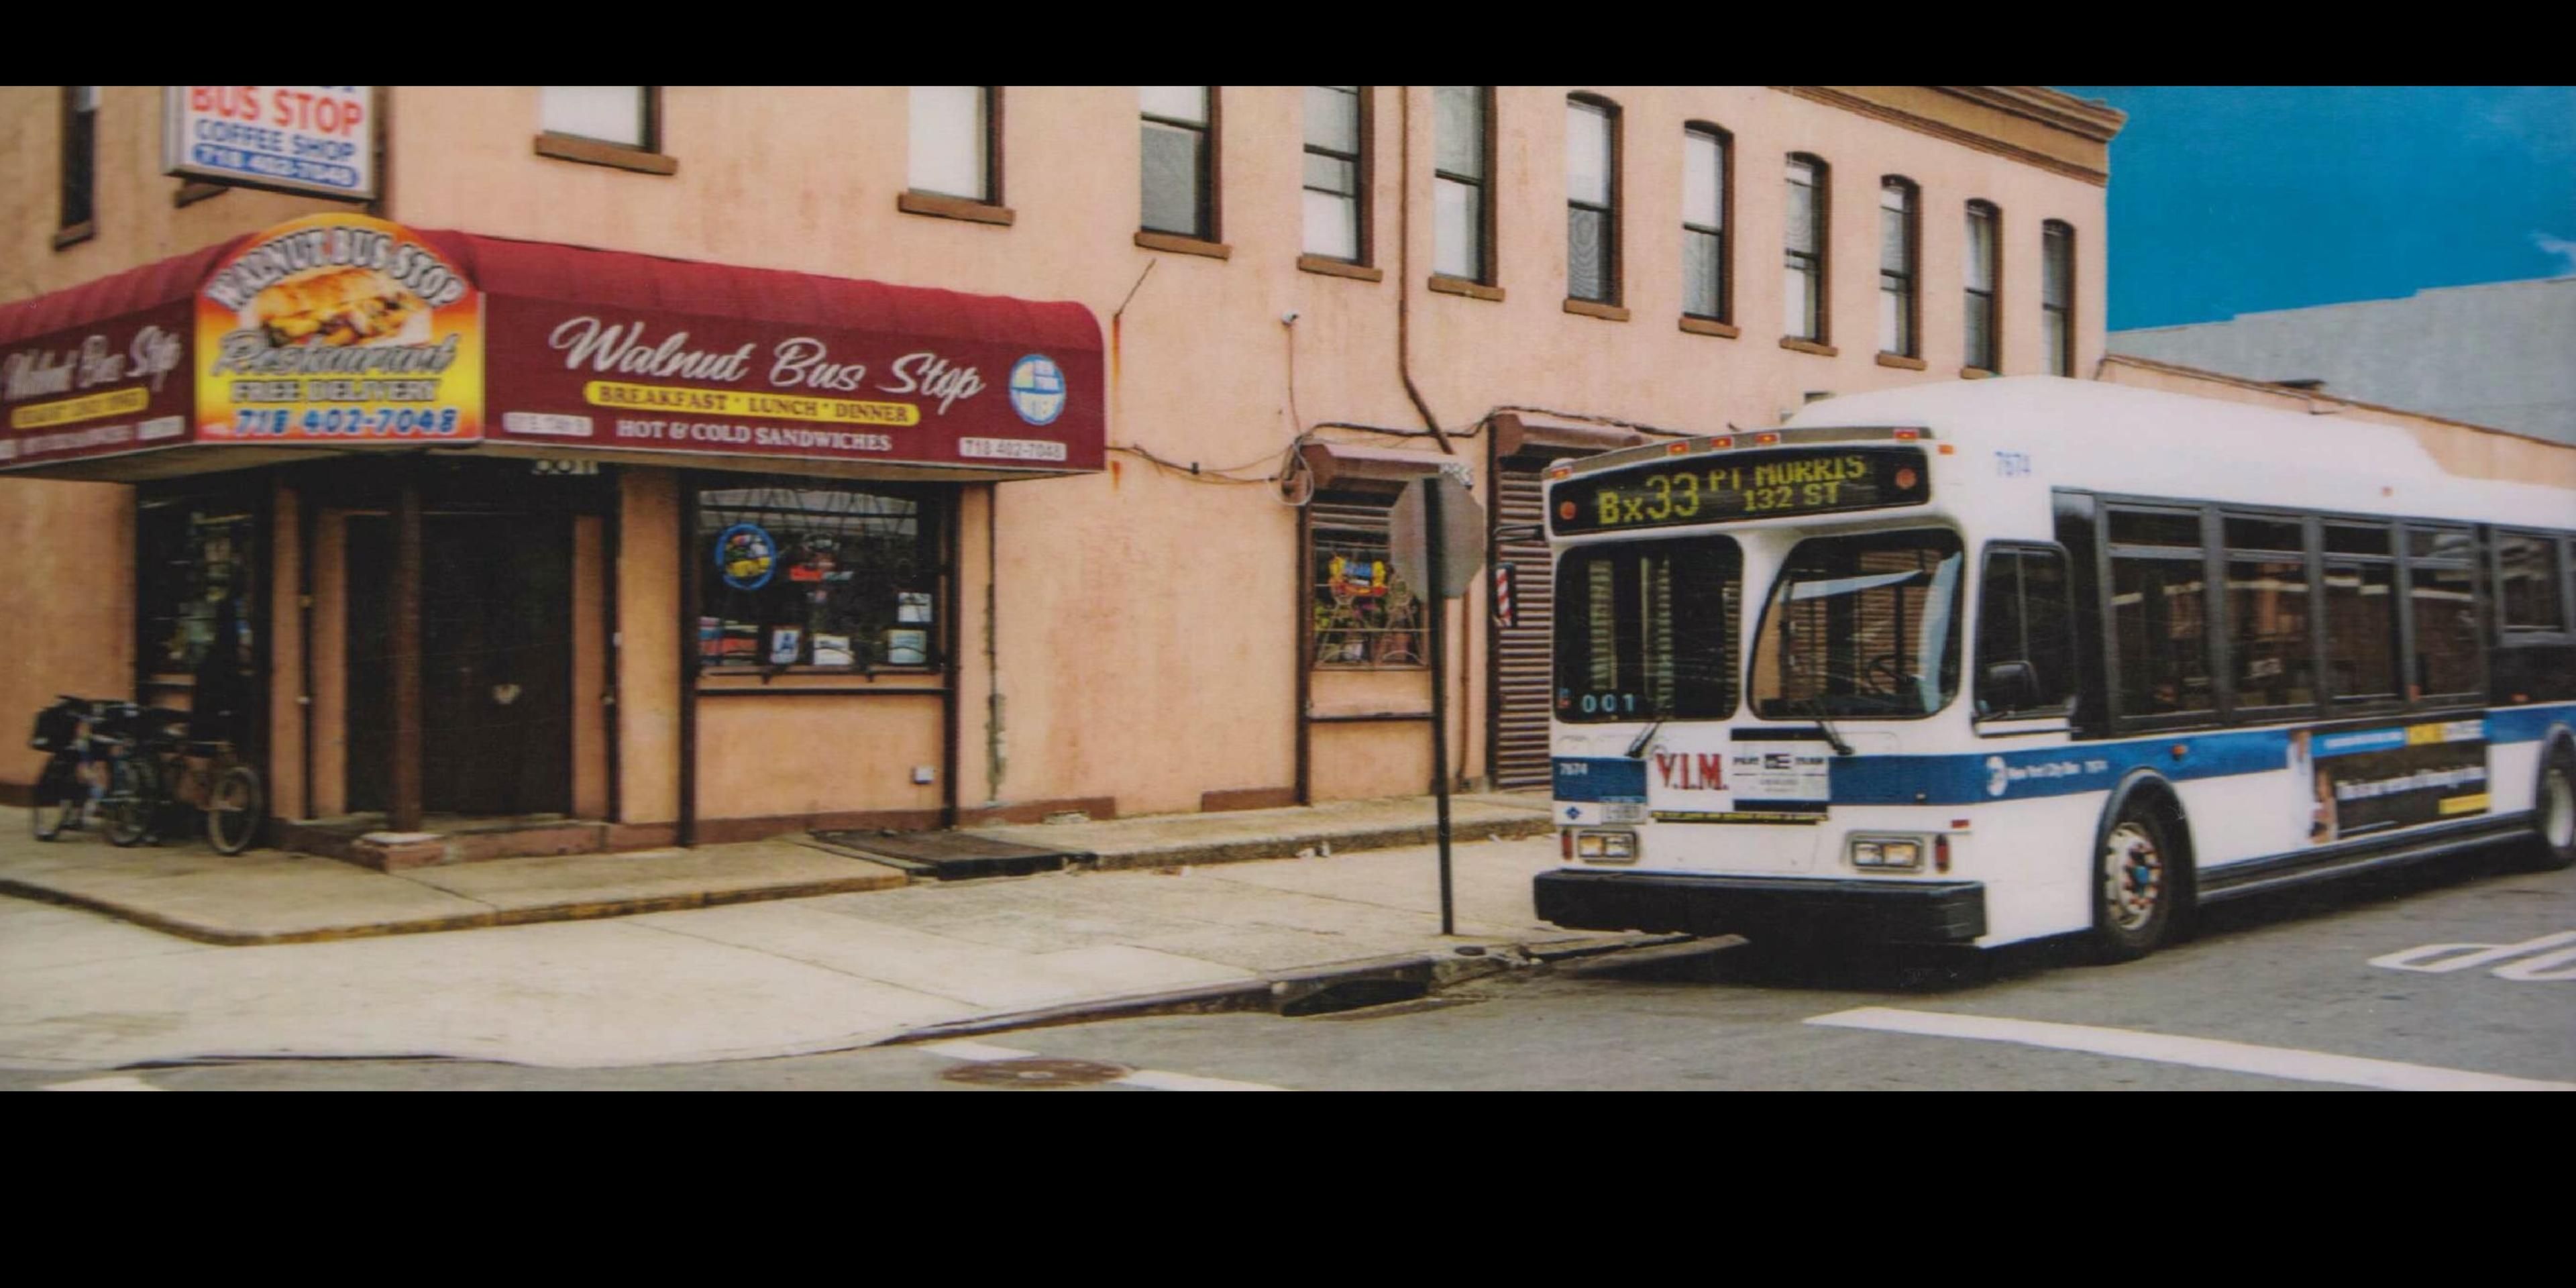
1534, 376, 2576, 961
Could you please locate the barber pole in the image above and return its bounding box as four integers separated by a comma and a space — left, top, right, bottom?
1492, 561, 1515, 628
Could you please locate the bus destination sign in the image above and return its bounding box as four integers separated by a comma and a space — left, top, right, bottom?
1550, 445, 1931, 535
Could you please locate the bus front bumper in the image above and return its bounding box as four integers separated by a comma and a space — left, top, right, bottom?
1534, 871, 1988, 945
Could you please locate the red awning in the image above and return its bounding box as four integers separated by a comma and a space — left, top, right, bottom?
0, 236, 246, 350
3, 222, 1104, 480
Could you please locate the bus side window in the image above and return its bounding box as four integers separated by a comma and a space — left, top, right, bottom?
1976, 546, 2072, 717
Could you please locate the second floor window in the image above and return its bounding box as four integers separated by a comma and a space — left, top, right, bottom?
2043, 219, 2075, 376
1682, 125, 1729, 321
61, 86, 97, 230
541, 86, 652, 150
1964, 201, 2000, 372
1565, 96, 1619, 305
1140, 86, 1216, 240
1303, 86, 1366, 262
1878, 177, 1919, 357
908, 86, 996, 203
1784, 155, 1828, 342
1433, 86, 1493, 283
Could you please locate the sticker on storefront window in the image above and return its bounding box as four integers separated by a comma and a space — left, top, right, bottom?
717, 522, 776, 590
1008, 354, 1066, 426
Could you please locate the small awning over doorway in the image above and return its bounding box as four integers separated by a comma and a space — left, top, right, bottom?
1, 213, 1105, 482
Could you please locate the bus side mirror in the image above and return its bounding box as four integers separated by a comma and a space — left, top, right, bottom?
1981, 661, 2040, 714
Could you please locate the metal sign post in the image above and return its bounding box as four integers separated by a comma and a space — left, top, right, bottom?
1391, 472, 1484, 936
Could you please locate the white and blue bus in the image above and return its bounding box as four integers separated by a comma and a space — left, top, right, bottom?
1535, 377, 2576, 961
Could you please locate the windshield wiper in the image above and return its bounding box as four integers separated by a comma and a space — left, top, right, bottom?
1798, 698, 1857, 757
1776, 641, 1857, 757
1625, 700, 1673, 759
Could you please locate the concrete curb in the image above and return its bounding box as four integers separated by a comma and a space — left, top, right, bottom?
875, 930, 1695, 1045
0, 872, 908, 948
1050, 813, 1557, 873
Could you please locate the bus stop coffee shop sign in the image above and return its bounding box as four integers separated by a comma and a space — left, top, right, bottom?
480, 253, 1105, 474
195, 214, 483, 445
166, 87, 376, 202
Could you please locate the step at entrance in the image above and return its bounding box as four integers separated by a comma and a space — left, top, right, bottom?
808, 830, 1085, 881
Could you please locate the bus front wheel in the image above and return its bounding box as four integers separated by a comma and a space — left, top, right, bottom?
2090, 801, 2179, 963
2530, 746, 2576, 872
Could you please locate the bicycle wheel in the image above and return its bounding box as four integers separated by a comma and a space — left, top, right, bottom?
205, 765, 265, 855
104, 756, 160, 848
29, 758, 81, 842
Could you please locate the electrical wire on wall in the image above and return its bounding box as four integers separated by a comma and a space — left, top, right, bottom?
1483, 404, 1699, 439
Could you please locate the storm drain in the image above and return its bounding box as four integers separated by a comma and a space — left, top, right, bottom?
940, 1057, 1136, 1088
810, 830, 1083, 880
1277, 976, 1432, 1018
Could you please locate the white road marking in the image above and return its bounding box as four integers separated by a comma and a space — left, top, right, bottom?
2491, 947, 2576, 982
1112, 1069, 1285, 1093
43, 1075, 163, 1091
2369, 930, 2576, 976
917, 1039, 1039, 1062
1807, 1006, 2576, 1092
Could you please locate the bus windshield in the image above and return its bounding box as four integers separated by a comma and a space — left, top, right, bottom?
1752, 528, 1964, 719
1554, 536, 1741, 722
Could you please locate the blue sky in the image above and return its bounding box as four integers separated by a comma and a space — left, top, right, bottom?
2057, 87, 2576, 331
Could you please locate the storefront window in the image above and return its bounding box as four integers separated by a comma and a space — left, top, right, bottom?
1311, 520, 1424, 668
138, 496, 257, 676
694, 478, 946, 671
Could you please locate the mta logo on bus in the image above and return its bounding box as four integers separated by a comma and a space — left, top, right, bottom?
1654, 753, 1727, 792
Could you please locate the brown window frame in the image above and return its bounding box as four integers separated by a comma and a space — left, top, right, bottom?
1139, 85, 1221, 245
900, 86, 1008, 223
1431, 85, 1497, 290
1565, 93, 1621, 307
534, 87, 676, 176
2042, 219, 2076, 376
1878, 176, 1921, 360
690, 474, 956, 678
1307, 503, 1429, 672
1964, 200, 2002, 374
1299, 86, 1371, 268
57, 86, 97, 246
1682, 122, 1733, 326
1785, 153, 1831, 345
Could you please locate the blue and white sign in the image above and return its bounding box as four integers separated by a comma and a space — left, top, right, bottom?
716, 523, 776, 591
1007, 354, 1066, 426
164, 87, 377, 202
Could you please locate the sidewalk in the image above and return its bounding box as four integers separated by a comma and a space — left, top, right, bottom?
0, 794, 1651, 1070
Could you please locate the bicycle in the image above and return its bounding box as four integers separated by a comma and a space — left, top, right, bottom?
127, 708, 265, 855
28, 696, 95, 841
91, 702, 174, 849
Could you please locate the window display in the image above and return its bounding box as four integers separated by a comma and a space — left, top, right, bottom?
138, 496, 257, 676
694, 479, 945, 672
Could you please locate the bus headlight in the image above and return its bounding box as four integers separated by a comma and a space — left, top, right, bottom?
1848, 835, 1925, 871
1576, 830, 1638, 863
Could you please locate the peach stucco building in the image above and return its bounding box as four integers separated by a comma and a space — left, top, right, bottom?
0, 85, 2123, 855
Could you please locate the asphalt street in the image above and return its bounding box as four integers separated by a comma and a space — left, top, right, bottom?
12, 841, 2568, 1091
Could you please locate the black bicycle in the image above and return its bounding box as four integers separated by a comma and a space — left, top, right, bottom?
119, 706, 264, 855
28, 696, 94, 841
28, 697, 160, 845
